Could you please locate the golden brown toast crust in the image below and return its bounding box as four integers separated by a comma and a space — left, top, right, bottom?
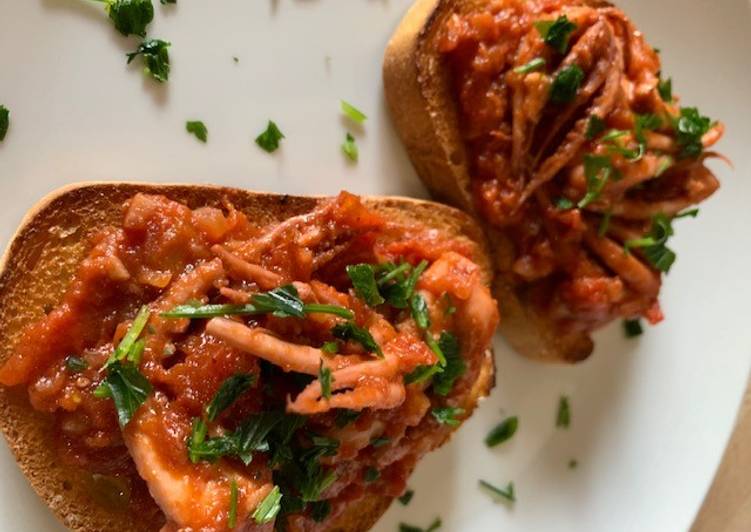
384, 0, 594, 363
0, 182, 496, 532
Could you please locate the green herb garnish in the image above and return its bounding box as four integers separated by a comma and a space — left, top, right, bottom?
577, 154, 612, 208
206, 373, 255, 422
94, 361, 152, 428
255, 120, 285, 153
398, 490, 414, 506
485, 415, 519, 447
105, 306, 150, 367
319, 361, 333, 400
569, 459, 578, 469
65, 355, 88, 373
399, 518, 442, 532
431, 407, 465, 427
364, 467, 380, 482
624, 211, 698, 273
228, 479, 238, 529
187, 412, 280, 464
340, 100, 367, 124
252, 486, 283, 524
331, 322, 382, 357
0, 105, 9, 142
598, 211, 612, 237
371, 437, 390, 448
535, 15, 577, 54
92, 0, 154, 37
410, 293, 431, 330
479, 480, 516, 502
432, 332, 465, 396
623, 319, 643, 338
586, 115, 606, 140
556, 396, 571, 428
310, 500, 331, 523
346, 264, 385, 307
186, 120, 207, 143
555, 197, 574, 210
126, 39, 171, 83
321, 341, 339, 354
675, 107, 711, 158
550, 64, 584, 104
334, 409, 360, 428
658, 77, 673, 102
342, 133, 359, 162
513, 57, 546, 74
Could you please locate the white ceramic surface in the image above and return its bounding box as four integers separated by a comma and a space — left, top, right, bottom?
0, 1, 750, 531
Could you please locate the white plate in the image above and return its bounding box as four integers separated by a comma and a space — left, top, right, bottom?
1, 1, 750, 530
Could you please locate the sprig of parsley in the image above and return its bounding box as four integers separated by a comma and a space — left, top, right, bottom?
126, 39, 171, 83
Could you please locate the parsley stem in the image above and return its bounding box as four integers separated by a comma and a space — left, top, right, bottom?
377, 263, 411, 286
303, 304, 354, 319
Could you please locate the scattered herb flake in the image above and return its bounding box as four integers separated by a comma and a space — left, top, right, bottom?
431, 407, 465, 427
340, 100, 367, 124
346, 264, 385, 307
252, 486, 283, 524
658, 77, 673, 102
95, 0, 154, 37
675, 107, 711, 158
485, 415, 519, 447
206, 373, 255, 422
479, 480, 516, 502
432, 332, 465, 396
126, 39, 171, 83
550, 64, 584, 104
94, 361, 152, 428
400, 518, 442, 532
513, 57, 546, 74
371, 436, 390, 448
556, 396, 571, 429
321, 341, 339, 354
0, 105, 9, 142
398, 489, 414, 506
555, 197, 575, 210
578, 154, 612, 208
623, 319, 643, 338
364, 467, 380, 482
331, 322, 382, 357
65, 355, 88, 373
186, 120, 208, 143
586, 115, 606, 140
255, 120, 285, 153
319, 361, 333, 400
342, 132, 359, 162
569, 459, 578, 469
535, 15, 577, 54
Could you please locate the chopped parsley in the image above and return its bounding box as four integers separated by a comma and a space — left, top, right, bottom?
255, 120, 285, 153
163, 285, 353, 320
334, 409, 360, 428
310, 500, 331, 522
431, 406, 465, 427
331, 322, 383, 357
550, 64, 584, 104
160, 0, 176, 4
577, 154, 612, 208
513, 57, 546, 74
658, 76, 673, 102
321, 341, 339, 354
65, 355, 88, 373
252, 486, 282, 524
598, 211, 612, 237
186, 120, 208, 143
623, 319, 643, 338
398, 489, 415, 506
410, 293, 431, 330
364, 467, 380, 482
569, 459, 578, 469
535, 15, 577, 54
105, 306, 150, 367
93, 0, 154, 37
94, 361, 152, 428
479, 480, 516, 503
205, 373, 255, 422
0, 105, 9, 142
228, 479, 238, 529
126, 39, 171, 83
586, 115, 606, 140
378, 260, 428, 309
319, 361, 333, 400
485, 415, 519, 447
675, 107, 712, 158
432, 332, 465, 396
624, 210, 698, 273
187, 412, 280, 464
400, 518, 442, 532
346, 264, 385, 307
556, 396, 571, 428
555, 197, 574, 210
342, 132, 359, 162
340, 100, 367, 124
370, 436, 391, 448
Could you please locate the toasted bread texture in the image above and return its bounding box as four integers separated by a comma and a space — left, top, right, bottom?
0, 182, 496, 532
384, 0, 594, 363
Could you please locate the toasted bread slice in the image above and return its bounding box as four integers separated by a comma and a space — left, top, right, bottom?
384, 0, 594, 363
0, 182, 496, 532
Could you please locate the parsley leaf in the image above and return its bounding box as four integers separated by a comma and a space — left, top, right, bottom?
255, 120, 285, 153
342, 132, 359, 162
431, 407, 465, 427
535, 15, 577, 54
187, 412, 280, 464
126, 39, 171, 83
675, 107, 711, 158
577, 155, 612, 208
410, 293, 431, 330
0, 105, 9, 142
485, 415, 519, 447
513, 57, 546, 74
623, 319, 643, 338
399, 518, 442, 532
364, 467, 380, 482
556, 396, 571, 428
228, 479, 238, 529
206, 373, 255, 422
105, 306, 150, 367
186, 120, 208, 143
94, 361, 152, 428
321, 341, 339, 354
658, 76, 673, 102
250, 285, 306, 317
319, 361, 333, 400
586, 115, 606, 140
398, 490, 414, 506
341, 100, 367, 124
346, 264, 385, 306
93, 0, 154, 37
377, 260, 427, 309
550, 64, 584, 104
623, 212, 698, 273
432, 332, 465, 395
332, 322, 382, 357
65, 355, 88, 373
479, 480, 516, 502
252, 486, 283, 524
